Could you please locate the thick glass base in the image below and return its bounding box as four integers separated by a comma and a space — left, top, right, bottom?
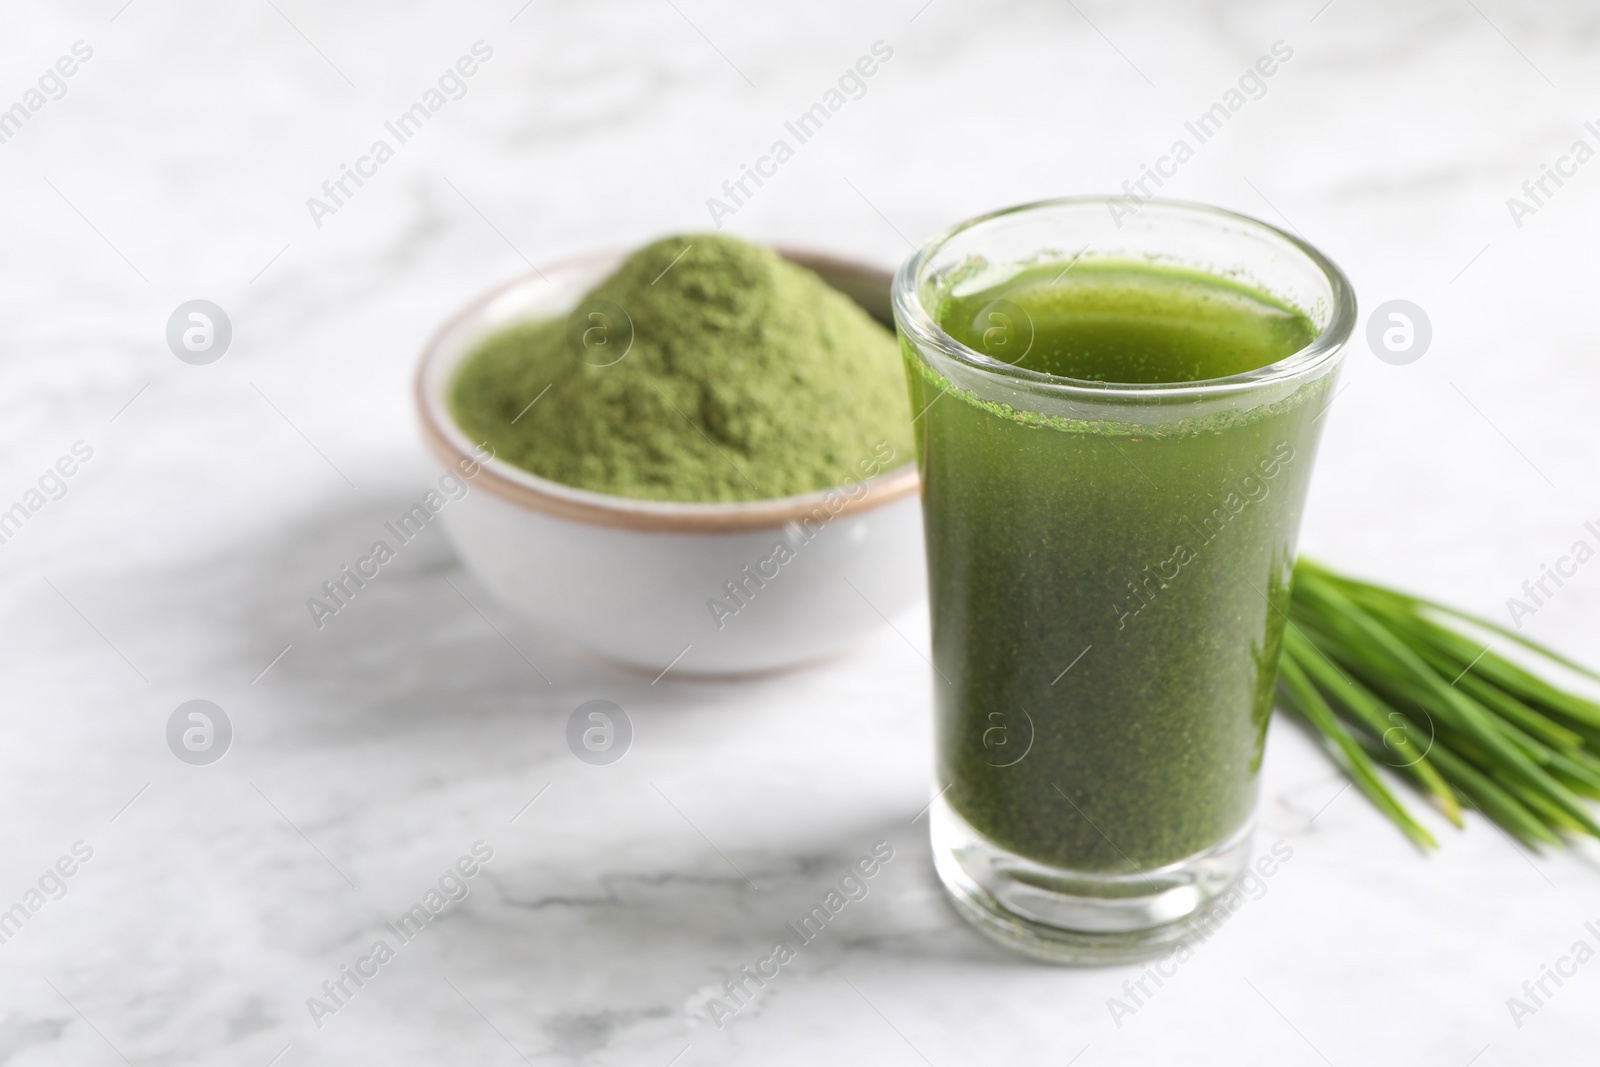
931, 796, 1254, 965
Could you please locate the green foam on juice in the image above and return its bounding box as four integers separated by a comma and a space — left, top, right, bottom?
937, 259, 1316, 384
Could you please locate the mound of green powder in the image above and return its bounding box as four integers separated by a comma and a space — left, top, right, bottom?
449, 234, 913, 503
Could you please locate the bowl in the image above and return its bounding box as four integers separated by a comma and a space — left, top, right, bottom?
414, 247, 926, 675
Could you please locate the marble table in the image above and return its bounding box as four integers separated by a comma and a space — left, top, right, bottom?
3, 0, 1598, 1063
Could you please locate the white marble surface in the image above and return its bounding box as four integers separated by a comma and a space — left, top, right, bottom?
4, 1, 1600, 1064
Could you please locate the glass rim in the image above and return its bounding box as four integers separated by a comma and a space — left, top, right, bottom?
892, 196, 1358, 400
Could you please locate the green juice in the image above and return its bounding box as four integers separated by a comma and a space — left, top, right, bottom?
907, 260, 1328, 871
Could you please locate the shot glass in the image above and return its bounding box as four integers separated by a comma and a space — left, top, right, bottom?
892, 197, 1355, 963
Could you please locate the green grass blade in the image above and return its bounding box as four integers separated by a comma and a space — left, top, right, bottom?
1286, 558, 1600, 848
1298, 556, 1600, 690
1277, 656, 1437, 849
1487, 769, 1587, 836
1283, 630, 1461, 825
1423, 744, 1560, 848
1349, 607, 1591, 751
1292, 574, 1600, 837
1452, 671, 1585, 751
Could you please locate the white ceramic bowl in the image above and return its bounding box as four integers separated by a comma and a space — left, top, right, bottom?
414, 248, 926, 675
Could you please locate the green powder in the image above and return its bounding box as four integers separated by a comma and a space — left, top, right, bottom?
449, 234, 913, 502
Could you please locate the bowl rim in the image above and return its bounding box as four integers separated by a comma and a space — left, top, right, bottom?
414, 245, 920, 534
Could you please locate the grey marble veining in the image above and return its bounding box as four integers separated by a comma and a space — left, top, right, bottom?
3, 0, 1599, 1063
